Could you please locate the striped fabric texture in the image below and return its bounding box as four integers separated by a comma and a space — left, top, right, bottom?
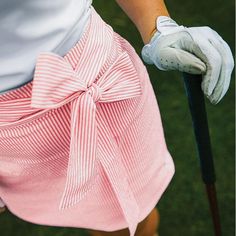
0, 6, 175, 236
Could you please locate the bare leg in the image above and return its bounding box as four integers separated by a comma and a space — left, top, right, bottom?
0, 207, 6, 214
87, 207, 160, 236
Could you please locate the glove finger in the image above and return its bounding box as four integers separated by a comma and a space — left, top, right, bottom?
195, 40, 223, 97
179, 29, 222, 96
206, 30, 234, 104
157, 47, 206, 74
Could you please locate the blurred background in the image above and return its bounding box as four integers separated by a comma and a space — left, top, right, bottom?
0, 0, 234, 235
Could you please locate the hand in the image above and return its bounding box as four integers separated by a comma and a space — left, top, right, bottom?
141, 16, 234, 105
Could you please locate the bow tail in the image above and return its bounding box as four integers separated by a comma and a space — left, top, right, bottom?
59, 94, 99, 210
97, 111, 140, 236
103, 157, 140, 236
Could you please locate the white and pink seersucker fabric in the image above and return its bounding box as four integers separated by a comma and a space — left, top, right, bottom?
0, 6, 175, 236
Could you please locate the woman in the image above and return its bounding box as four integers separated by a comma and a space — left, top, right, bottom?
0, 1, 234, 236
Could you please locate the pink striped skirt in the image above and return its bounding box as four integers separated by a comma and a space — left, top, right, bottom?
0, 6, 175, 236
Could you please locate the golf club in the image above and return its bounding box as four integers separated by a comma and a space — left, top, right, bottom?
182, 72, 222, 236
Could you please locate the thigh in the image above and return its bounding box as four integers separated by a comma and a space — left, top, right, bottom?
86, 207, 159, 236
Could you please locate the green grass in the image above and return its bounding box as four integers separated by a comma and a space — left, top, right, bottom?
0, 1, 234, 235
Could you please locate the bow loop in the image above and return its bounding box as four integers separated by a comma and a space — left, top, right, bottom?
31, 52, 87, 109
97, 51, 142, 103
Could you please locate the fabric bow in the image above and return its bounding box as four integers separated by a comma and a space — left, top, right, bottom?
30, 50, 142, 210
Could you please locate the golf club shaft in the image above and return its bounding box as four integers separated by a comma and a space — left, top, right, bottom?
182, 73, 215, 184
206, 184, 222, 236
182, 73, 222, 236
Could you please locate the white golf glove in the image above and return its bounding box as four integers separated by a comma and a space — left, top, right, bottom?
141, 16, 234, 104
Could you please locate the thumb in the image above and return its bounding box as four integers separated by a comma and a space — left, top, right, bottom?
157, 47, 207, 74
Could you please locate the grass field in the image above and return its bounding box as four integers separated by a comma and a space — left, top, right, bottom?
0, 1, 235, 235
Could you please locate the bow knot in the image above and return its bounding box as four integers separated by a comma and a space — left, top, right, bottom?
86, 82, 102, 102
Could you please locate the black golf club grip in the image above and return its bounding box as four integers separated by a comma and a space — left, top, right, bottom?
182, 73, 216, 184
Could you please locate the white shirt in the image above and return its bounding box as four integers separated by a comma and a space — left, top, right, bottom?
0, 0, 92, 95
